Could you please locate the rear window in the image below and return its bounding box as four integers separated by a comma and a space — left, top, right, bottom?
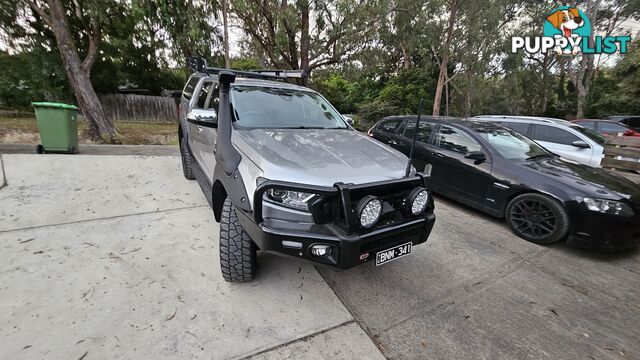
182, 77, 200, 100
379, 120, 401, 133
530, 124, 580, 145
597, 122, 628, 134
624, 117, 640, 128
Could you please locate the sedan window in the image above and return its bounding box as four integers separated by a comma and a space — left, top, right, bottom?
531, 124, 580, 145
434, 125, 481, 154
574, 121, 595, 130
598, 122, 628, 134
403, 120, 435, 143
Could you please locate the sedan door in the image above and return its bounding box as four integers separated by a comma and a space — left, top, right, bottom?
430, 125, 494, 210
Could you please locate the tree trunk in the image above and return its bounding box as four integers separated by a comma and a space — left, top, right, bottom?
46, 0, 116, 142
298, 0, 310, 85
222, 0, 230, 68
433, 0, 459, 116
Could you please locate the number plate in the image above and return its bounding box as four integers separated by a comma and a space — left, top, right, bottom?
375, 242, 412, 266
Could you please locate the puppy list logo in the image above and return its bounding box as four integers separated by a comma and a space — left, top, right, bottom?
512, 6, 631, 55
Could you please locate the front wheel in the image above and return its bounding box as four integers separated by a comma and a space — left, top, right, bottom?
219, 199, 257, 282
505, 193, 569, 245
180, 137, 195, 180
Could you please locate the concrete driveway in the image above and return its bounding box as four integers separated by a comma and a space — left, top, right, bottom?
0, 154, 383, 360
1, 151, 638, 359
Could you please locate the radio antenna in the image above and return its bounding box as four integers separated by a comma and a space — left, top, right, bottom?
405, 98, 424, 178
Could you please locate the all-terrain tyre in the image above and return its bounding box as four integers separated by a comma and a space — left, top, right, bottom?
219, 199, 257, 282
180, 137, 195, 180
505, 193, 569, 245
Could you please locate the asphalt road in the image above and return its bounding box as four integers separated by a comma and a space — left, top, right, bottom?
318, 195, 640, 359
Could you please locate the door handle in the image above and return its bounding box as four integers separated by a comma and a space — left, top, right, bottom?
434, 152, 444, 158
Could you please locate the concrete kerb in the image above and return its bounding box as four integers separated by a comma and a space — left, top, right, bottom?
0, 154, 6, 188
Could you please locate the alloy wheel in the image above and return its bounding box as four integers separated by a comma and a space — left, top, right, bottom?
509, 199, 557, 240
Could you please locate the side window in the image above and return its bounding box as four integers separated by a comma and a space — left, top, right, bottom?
531, 124, 580, 145
380, 120, 401, 133
403, 120, 435, 143
575, 121, 595, 130
598, 122, 627, 134
503, 122, 530, 135
434, 125, 482, 154
197, 82, 213, 108
182, 77, 200, 101
624, 117, 640, 128
208, 86, 220, 111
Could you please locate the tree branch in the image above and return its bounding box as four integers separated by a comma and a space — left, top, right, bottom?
25, 0, 51, 26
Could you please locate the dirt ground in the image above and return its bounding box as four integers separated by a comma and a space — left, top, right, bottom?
0, 117, 178, 145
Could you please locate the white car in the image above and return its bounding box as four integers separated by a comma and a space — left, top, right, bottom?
474, 116, 606, 167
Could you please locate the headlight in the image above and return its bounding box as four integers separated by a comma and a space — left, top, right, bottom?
356, 196, 383, 228
408, 187, 429, 215
581, 197, 634, 216
265, 189, 315, 211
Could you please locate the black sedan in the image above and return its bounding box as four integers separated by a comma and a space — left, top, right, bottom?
369, 116, 640, 250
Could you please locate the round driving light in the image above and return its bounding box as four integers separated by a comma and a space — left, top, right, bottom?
357, 196, 382, 229
409, 188, 429, 215
310, 244, 332, 257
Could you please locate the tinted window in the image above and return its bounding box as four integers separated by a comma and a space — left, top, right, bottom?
503, 122, 530, 134
197, 82, 213, 108
380, 120, 401, 133
574, 121, 595, 130
403, 120, 435, 143
623, 117, 640, 128
182, 77, 200, 100
231, 86, 347, 129
434, 125, 481, 154
598, 122, 628, 134
208, 87, 219, 111
531, 124, 580, 145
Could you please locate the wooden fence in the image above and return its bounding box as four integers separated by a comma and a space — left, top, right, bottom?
603, 136, 640, 183
98, 94, 178, 123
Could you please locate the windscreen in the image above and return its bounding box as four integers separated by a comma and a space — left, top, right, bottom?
475, 126, 550, 160
230, 86, 348, 129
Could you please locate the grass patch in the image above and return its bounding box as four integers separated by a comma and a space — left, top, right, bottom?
0, 117, 178, 145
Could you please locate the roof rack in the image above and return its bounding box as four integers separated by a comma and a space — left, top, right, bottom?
187, 57, 306, 80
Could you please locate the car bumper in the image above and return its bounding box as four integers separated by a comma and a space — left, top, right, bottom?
235, 209, 436, 268
568, 208, 640, 250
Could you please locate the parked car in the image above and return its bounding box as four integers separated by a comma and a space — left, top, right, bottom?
474, 115, 605, 167
572, 119, 640, 137
369, 116, 640, 250
607, 115, 640, 131
178, 65, 436, 282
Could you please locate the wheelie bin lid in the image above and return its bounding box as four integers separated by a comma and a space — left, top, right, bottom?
31, 102, 79, 110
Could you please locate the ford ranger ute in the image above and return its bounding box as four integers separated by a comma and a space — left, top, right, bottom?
178, 60, 436, 282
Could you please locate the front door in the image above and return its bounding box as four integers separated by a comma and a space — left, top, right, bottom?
430, 124, 494, 209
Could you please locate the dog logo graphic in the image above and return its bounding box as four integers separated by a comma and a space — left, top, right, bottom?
544, 6, 590, 55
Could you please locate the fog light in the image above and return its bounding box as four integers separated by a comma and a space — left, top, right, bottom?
357, 196, 383, 228
310, 244, 332, 257
408, 188, 429, 215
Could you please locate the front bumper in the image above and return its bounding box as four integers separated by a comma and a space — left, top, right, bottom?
567, 204, 640, 250
235, 176, 436, 268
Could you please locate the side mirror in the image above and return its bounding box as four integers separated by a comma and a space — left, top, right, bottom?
187, 109, 217, 125
571, 140, 590, 148
343, 115, 354, 125
465, 151, 486, 162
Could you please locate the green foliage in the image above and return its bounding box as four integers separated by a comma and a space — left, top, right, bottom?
231, 58, 262, 71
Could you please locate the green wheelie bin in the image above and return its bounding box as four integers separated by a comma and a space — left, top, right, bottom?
32, 102, 79, 154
